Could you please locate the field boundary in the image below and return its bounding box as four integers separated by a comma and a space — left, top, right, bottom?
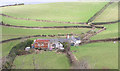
0, 14, 85, 25
0, 3, 24, 7
87, 2, 113, 23
1, 13, 119, 26
1, 33, 81, 44
80, 37, 119, 45
92, 20, 120, 25
0, 22, 104, 29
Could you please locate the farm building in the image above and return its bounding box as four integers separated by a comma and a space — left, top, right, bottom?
32, 39, 64, 50
31, 36, 81, 50
32, 39, 50, 50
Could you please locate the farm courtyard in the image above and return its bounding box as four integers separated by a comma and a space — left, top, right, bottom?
0, 1, 119, 70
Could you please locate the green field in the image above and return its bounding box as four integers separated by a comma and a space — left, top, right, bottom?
2, 16, 85, 27
2, 40, 21, 57
71, 42, 118, 69
13, 52, 70, 69
1, 2, 118, 69
2, 26, 90, 40
1, 2, 107, 22
92, 2, 118, 22
91, 23, 118, 40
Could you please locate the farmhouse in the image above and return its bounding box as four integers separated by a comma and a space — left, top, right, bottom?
32, 39, 64, 50
32, 39, 50, 50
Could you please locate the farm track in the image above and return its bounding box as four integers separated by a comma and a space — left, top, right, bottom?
82, 27, 106, 41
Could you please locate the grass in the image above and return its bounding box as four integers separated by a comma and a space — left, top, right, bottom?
90, 23, 118, 40
13, 52, 70, 69
2, 26, 90, 40
1, 40, 21, 57
92, 2, 118, 22
71, 42, 118, 69
1, 2, 107, 22
2, 16, 85, 27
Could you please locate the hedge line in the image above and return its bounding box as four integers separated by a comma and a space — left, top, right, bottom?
81, 37, 119, 45
2, 40, 33, 69
0, 14, 84, 24
0, 3, 24, 8
0, 22, 104, 29
92, 20, 120, 25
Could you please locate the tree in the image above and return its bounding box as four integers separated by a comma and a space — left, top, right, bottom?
61, 41, 71, 52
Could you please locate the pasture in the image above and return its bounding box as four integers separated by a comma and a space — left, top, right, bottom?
91, 23, 118, 40
2, 40, 21, 57
0, 2, 118, 69
92, 2, 118, 22
71, 42, 118, 69
2, 26, 90, 40
13, 52, 70, 69
2, 16, 85, 27
1, 2, 107, 22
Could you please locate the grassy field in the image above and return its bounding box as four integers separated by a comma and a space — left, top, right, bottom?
90, 23, 118, 40
92, 2, 118, 23
13, 52, 70, 69
2, 16, 85, 27
2, 40, 21, 57
71, 42, 118, 69
2, 26, 90, 40
1, 2, 107, 22
1, 2, 118, 69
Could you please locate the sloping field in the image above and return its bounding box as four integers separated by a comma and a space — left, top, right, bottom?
2, 17, 85, 27
13, 52, 70, 69
92, 2, 118, 22
71, 42, 118, 69
91, 23, 118, 40
1, 2, 107, 22
2, 40, 21, 57
2, 26, 90, 40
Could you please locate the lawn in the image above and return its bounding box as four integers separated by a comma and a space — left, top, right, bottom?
2, 40, 21, 57
2, 16, 85, 27
13, 52, 70, 69
2, 26, 90, 40
90, 23, 118, 40
92, 2, 118, 23
1, 2, 107, 22
71, 42, 118, 69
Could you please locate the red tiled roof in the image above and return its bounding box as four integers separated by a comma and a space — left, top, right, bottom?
35, 39, 49, 42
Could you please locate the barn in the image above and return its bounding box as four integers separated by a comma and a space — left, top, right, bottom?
32, 39, 50, 50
